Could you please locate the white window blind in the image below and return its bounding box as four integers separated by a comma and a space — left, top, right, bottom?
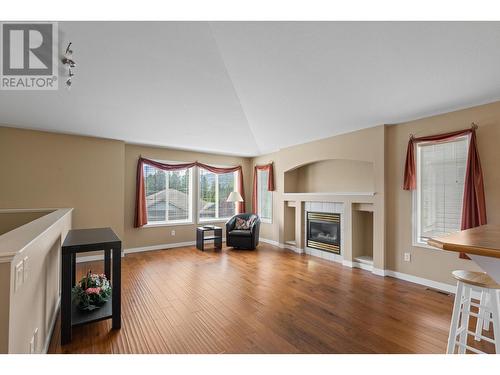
144, 164, 192, 224
198, 169, 236, 221
414, 136, 469, 244
257, 169, 273, 223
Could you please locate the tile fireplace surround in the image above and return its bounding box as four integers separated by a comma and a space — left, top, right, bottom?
304, 201, 345, 263
281, 192, 381, 274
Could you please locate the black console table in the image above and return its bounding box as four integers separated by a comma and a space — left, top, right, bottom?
196, 226, 222, 251
61, 227, 121, 345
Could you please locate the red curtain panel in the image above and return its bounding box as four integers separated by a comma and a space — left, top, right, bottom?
252, 163, 275, 214
134, 157, 246, 228
402, 127, 487, 259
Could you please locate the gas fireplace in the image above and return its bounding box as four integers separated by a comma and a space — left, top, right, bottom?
306, 212, 340, 254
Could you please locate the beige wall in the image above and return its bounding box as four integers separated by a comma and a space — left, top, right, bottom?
0, 211, 52, 236
287, 159, 375, 193
0, 127, 125, 240
386, 101, 500, 284
123, 144, 253, 249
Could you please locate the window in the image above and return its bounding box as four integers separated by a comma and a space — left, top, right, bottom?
413, 136, 469, 246
257, 169, 273, 223
144, 164, 192, 224
199, 169, 236, 221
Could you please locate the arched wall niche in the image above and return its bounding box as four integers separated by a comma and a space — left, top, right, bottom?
284, 159, 375, 193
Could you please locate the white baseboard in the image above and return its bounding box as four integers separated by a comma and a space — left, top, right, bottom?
260, 238, 281, 247
384, 270, 456, 294
77, 239, 231, 263
372, 268, 386, 277
284, 244, 303, 253
125, 240, 198, 254
43, 296, 60, 354
357, 263, 373, 272
260, 238, 304, 253
76, 251, 125, 263
343, 260, 373, 272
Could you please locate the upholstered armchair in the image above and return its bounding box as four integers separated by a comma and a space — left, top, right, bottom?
225, 213, 261, 250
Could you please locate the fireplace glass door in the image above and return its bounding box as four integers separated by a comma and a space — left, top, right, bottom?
307, 212, 340, 254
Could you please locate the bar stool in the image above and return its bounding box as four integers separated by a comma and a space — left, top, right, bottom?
447, 270, 500, 354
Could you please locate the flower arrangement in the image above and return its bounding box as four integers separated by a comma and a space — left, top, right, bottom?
72, 271, 112, 311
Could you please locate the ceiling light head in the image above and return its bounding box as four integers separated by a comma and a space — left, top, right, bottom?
62, 57, 76, 67
65, 42, 73, 57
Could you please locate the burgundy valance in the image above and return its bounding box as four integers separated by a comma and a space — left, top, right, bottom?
252, 163, 275, 215
403, 128, 476, 190
135, 157, 246, 228
402, 126, 487, 259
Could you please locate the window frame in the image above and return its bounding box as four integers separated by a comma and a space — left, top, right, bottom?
197, 167, 238, 223
257, 169, 273, 224
412, 135, 469, 249
143, 161, 194, 227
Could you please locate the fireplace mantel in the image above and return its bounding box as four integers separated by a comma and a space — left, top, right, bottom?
284, 192, 375, 196
282, 192, 375, 205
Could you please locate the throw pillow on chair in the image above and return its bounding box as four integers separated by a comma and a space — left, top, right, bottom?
235, 217, 254, 230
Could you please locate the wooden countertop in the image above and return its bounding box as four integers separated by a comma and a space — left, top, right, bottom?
427, 224, 500, 259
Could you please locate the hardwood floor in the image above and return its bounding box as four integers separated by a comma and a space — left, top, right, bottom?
47, 243, 495, 354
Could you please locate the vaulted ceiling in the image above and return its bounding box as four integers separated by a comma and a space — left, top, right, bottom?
2, 21, 500, 156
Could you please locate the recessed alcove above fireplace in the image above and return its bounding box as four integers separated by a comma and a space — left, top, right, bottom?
284, 159, 375, 194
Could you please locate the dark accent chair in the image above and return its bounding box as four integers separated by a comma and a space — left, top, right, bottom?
225, 213, 261, 250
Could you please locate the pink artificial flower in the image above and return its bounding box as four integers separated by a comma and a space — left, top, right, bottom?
85, 287, 101, 295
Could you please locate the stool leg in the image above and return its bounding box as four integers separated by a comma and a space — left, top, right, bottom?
448, 281, 464, 354
475, 291, 485, 341
458, 285, 471, 354
483, 293, 491, 331
490, 289, 500, 354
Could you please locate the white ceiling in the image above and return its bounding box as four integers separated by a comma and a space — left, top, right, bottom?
2, 21, 500, 156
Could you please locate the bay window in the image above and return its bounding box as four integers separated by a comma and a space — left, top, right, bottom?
199, 169, 236, 221
257, 169, 273, 223
144, 164, 193, 225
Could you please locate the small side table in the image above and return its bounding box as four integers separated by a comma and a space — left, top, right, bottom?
61, 228, 121, 345
196, 226, 222, 251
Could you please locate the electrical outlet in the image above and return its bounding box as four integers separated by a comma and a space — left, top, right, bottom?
15, 261, 23, 291
171, 230, 175, 236
404, 252, 411, 262
23, 256, 29, 282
